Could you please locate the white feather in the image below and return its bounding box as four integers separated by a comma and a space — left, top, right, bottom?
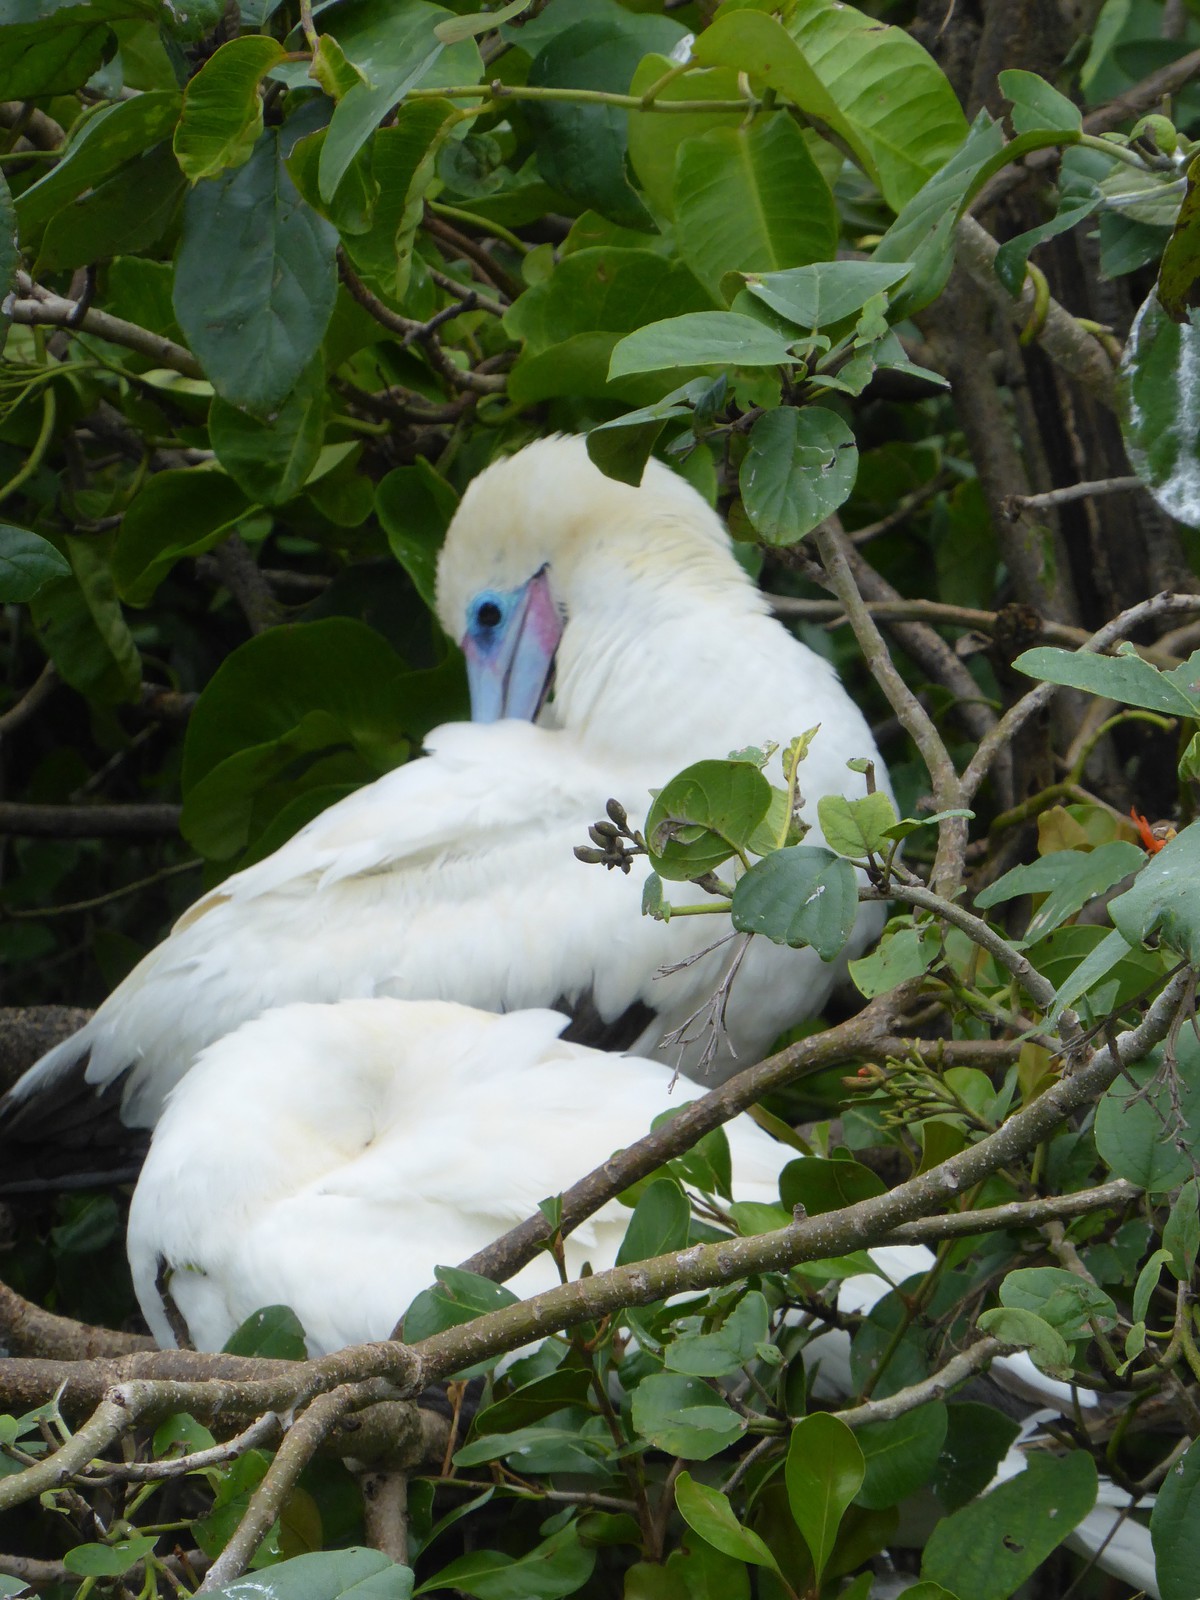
127, 998, 789, 1356
7, 436, 888, 1133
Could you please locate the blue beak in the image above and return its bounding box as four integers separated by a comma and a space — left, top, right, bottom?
462, 568, 564, 723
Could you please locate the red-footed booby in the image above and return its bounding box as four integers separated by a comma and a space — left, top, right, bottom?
126, 998, 789, 1355
2, 436, 887, 1184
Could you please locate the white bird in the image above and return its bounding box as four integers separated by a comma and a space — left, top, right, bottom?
126, 998, 790, 1356
2, 436, 887, 1183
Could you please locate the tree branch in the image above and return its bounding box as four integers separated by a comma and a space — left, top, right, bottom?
0, 802, 182, 838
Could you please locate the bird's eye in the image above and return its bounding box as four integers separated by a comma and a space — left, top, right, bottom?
476, 600, 503, 629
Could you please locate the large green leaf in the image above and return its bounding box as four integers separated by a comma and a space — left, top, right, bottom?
997, 1266, 1117, 1339
975, 841, 1144, 942
1109, 819, 1200, 963
730, 845, 859, 959
626, 54, 744, 219
1013, 641, 1200, 714
15, 90, 180, 240
921, 1453, 1097, 1600
414, 1524, 594, 1600
674, 1473, 780, 1570
376, 458, 459, 610
609, 312, 794, 378
525, 11, 684, 229
0, 0, 159, 98
37, 140, 186, 272
785, 1413, 866, 1584
691, 2, 967, 212
174, 129, 338, 416
630, 1374, 744, 1460
174, 35, 287, 183
644, 758, 772, 880
0, 525, 71, 602
1152, 1435, 1200, 1599
1120, 293, 1200, 525
673, 114, 837, 298
30, 535, 141, 704
508, 248, 712, 355
934, 1404, 1021, 1513
780, 1156, 884, 1215
1158, 151, 1200, 323
206, 1547, 413, 1600
744, 260, 914, 331
113, 468, 252, 606
664, 1292, 772, 1378
616, 1179, 690, 1267
739, 406, 859, 544
209, 356, 327, 507
317, 0, 481, 203
856, 1402, 948, 1510
1094, 1038, 1200, 1192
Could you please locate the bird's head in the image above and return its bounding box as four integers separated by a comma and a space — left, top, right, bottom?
436, 435, 749, 727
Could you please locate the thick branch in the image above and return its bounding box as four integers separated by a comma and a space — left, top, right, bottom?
0, 802, 181, 838
7, 284, 201, 378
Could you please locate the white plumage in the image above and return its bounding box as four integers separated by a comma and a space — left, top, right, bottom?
3, 436, 887, 1158
126, 998, 790, 1355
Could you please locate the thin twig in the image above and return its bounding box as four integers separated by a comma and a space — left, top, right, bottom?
0, 662, 58, 739
1007, 476, 1145, 514
834, 1337, 1012, 1427
0, 803, 182, 838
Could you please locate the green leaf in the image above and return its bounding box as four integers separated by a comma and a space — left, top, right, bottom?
1046, 925, 1134, 1024
524, 13, 683, 229
674, 1472, 780, 1570
0, 0, 160, 98
626, 54, 744, 219
856, 1401, 948, 1510
0, 525, 71, 601
1158, 151, 1200, 323
223, 1305, 308, 1359
630, 1374, 744, 1460
785, 1412, 866, 1584
921, 1452, 1097, 1600
1152, 1435, 1200, 1599
665, 1292, 772, 1378
691, 3, 967, 212
673, 114, 837, 298
1164, 1178, 1200, 1281
434, 0, 529, 44
114, 468, 252, 605
997, 1267, 1117, 1339
998, 69, 1083, 134
174, 129, 338, 416
209, 356, 327, 506
616, 1178, 690, 1267
1132, 1248, 1170, 1326
31, 535, 141, 703
744, 260, 914, 330
375, 459, 459, 610
934, 1403, 1021, 1513
205, 1547, 414, 1600
609, 313, 794, 379
1120, 295, 1200, 525
37, 138, 185, 272
644, 759, 771, 880
414, 1523, 593, 1600
780, 1156, 885, 1215
817, 792, 900, 859
63, 1535, 157, 1578
730, 845, 859, 959
850, 925, 939, 998
1109, 818, 1200, 963
1094, 1046, 1200, 1192
974, 841, 1144, 942
739, 406, 859, 545
1013, 641, 1200, 714
174, 36, 286, 182
975, 1308, 1073, 1379
15, 89, 180, 241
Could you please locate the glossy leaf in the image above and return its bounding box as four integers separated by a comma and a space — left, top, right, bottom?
744, 260, 914, 330
644, 759, 771, 880
921, 1452, 1097, 1600
174, 36, 287, 182
223, 1304, 308, 1359
730, 845, 859, 959
739, 406, 859, 545
1120, 293, 1200, 525
674, 1472, 779, 1570
933, 1403, 1021, 1513
174, 129, 338, 416
0, 0, 160, 98
780, 1156, 884, 1215
673, 115, 837, 297
616, 1179, 690, 1267
414, 1524, 593, 1600
785, 1412, 865, 1583
205, 1548, 414, 1600
856, 1402, 948, 1510
1158, 150, 1200, 322
1109, 818, 1200, 963
626, 55, 744, 219
1014, 640, 1200, 714
630, 1374, 745, 1460
1152, 1435, 1200, 1599
64, 1536, 157, 1578
974, 841, 1144, 942
818, 792, 900, 860
610, 312, 793, 379
0, 525, 71, 602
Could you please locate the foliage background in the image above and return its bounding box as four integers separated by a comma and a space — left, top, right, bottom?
6, 0, 1200, 1597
